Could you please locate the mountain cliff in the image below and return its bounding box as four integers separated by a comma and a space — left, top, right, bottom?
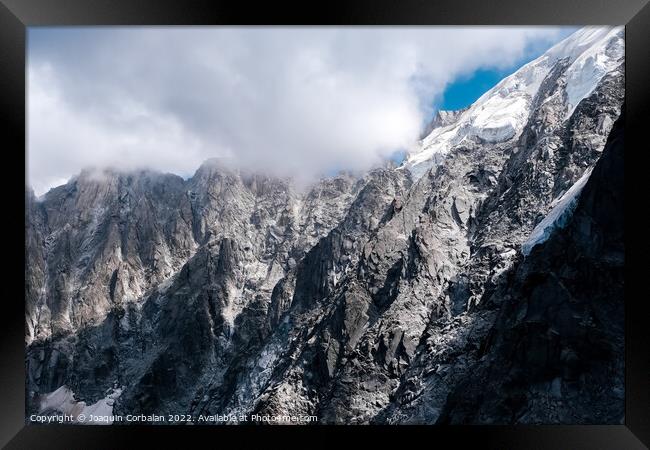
25, 26, 625, 424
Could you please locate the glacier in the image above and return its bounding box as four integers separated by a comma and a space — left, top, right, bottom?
403, 26, 623, 180
521, 168, 592, 256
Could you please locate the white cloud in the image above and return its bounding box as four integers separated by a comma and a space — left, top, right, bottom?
28, 27, 572, 195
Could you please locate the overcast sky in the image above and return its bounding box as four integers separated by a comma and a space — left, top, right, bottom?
28, 26, 575, 195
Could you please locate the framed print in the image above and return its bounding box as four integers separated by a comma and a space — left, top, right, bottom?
1, 0, 648, 448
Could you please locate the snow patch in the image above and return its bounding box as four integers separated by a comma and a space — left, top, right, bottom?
564, 28, 624, 118
38, 385, 123, 425
471, 96, 529, 143
403, 26, 623, 180
521, 169, 592, 256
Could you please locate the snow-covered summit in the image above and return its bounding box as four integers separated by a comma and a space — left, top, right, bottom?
404, 26, 624, 180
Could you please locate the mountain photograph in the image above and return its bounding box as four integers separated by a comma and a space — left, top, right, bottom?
25, 26, 624, 425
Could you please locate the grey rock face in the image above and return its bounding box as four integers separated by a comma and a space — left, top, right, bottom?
437, 107, 625, 425
25, 165, 361, 412
25, 29, 624, 424
420, 108, 469, 139
375, 71, 624, 426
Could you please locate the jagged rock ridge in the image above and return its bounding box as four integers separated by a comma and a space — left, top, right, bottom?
25, 26, 624, 424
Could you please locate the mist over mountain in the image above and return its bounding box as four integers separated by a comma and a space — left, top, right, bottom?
26, 27, 624, 424
28, 26, 575, 196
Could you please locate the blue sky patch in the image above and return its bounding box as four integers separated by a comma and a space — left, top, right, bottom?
438, 27, 577, 112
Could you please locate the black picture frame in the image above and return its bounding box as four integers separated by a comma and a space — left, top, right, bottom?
1, 0, 648, 448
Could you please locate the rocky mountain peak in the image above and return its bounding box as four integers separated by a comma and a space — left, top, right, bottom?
25, 27, 624, 425
404, 26, 623, 181
420, 107, 469, 139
